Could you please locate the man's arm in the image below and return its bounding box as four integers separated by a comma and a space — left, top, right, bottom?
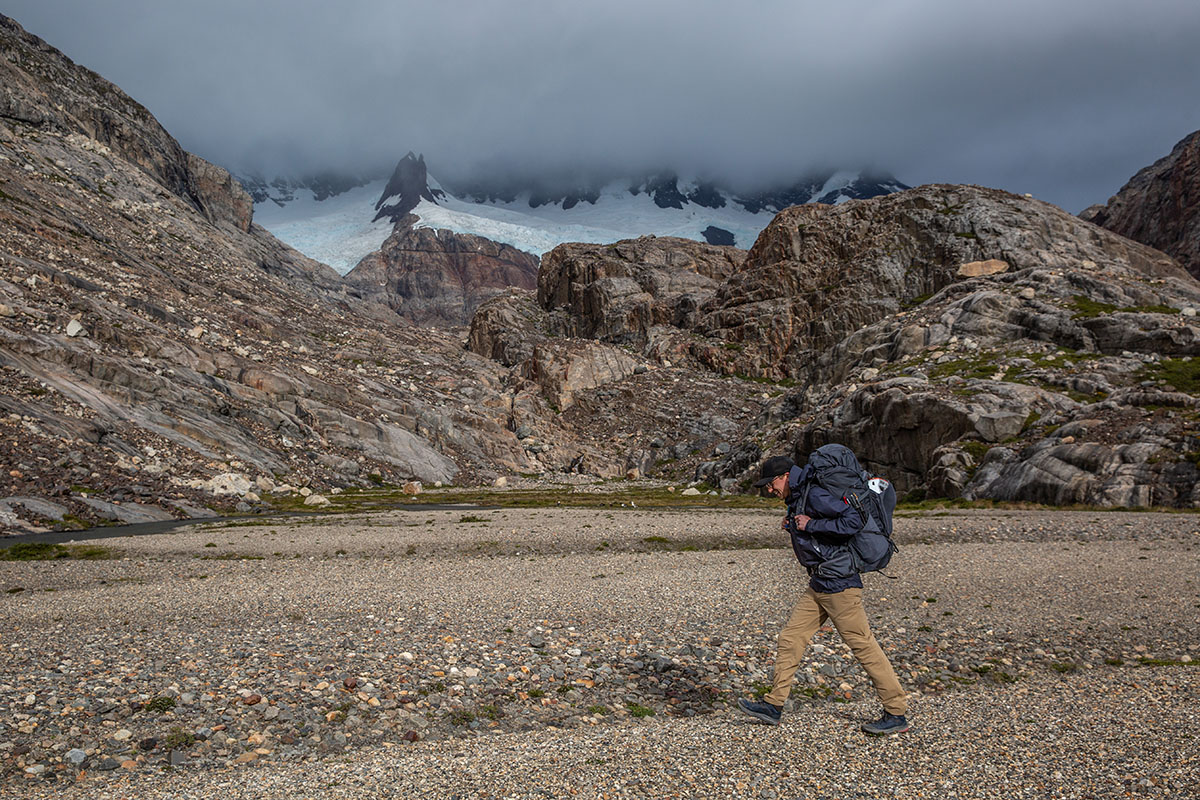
794, 488, 864, 539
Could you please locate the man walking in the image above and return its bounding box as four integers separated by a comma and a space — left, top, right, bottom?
737, 453, 910, 735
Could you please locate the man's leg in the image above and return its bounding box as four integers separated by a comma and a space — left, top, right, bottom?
820, 588, 907, 715
764, 587, 826, 707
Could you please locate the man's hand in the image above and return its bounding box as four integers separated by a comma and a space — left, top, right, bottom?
782, 514, 812, 531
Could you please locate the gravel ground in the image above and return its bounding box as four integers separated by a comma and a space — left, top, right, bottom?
2, 507, 1199, 798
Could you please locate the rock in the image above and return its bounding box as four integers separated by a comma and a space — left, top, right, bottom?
526, 340, 640, 410
0, 303, 15, 316
65, 748, 87, 766
138, 737, 157, 751
97, 757, 120, 771
681, 487, 702, 496
957, 259, 1009, 277
466, 289, 548, 367
303, 493, 330, 506
186, 152, 253, 232
1081, 128, 1200, 279
168, 750, 188, 766
345, 212, 539, 326
202, 473, 254, 497
537, 235, 746, 347
65, 319, 88, 337
695, 185, 1186, 380
402, 481, 422, 495
493, 476, 508, 488
113, 728, 132, 741
0, 496, 69, 523
973, 411, 1028, 443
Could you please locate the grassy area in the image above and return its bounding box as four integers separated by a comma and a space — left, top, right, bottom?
264, 485, 780, 514
1070, 295, 1181, 319
1136, 357, 1200, 394
0, 542, 123, 560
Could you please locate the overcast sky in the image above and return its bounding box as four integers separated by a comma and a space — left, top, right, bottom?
7, 0, 1200, 211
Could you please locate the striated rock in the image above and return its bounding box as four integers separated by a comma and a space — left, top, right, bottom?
967, 439, 1200, 507
345, 215, 539, 326
1082, 129, 1200, 279
526, 341, 639, 411
537, 236, 745, 347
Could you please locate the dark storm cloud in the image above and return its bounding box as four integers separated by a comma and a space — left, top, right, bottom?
6, 0, 1200, 211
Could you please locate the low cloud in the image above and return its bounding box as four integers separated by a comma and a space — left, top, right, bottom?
7, 0, 1200, 211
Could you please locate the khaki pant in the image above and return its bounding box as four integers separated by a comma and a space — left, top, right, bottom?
766, 586, 907, 715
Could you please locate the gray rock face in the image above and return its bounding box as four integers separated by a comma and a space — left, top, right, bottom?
683, 187, 1200, 507
692, 184, 1187, 381
537, 236, 745, 347
967, 437, 1200, 508
0, 15, 251, 230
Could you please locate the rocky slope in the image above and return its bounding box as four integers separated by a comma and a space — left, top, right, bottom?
473, 185, 1200, 506
1081, 128, 1200, 280
0, 14, 777, 533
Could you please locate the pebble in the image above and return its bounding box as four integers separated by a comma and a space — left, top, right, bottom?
3, 507, 1198, 794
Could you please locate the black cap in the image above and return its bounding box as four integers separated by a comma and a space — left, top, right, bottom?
753, 456, 795, 487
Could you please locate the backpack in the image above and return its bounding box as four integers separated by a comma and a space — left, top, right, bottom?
803, 443, 898, 575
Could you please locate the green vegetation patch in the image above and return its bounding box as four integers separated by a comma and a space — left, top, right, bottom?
274, 485, 778, 515
927, 352, 1001, 381
0, 542, 123, 560
625, 701, 655, 718
143, 696, 177, 713
1136, 357, 1200, 394
1070, 295, 1181, 319
165, 727, 195, 749
1137, 657, 1200, 668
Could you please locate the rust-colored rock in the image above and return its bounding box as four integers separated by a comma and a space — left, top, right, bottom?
187, 153, 253, 232
345, 215, 539, 326
1081, 129, 1200, 279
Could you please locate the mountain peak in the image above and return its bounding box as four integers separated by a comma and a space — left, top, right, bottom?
373, 152, 445, 222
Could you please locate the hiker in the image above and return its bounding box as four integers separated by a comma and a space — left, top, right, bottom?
737, 451, 910, 735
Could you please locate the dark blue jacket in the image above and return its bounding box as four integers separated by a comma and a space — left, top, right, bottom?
784, 464, 863, 593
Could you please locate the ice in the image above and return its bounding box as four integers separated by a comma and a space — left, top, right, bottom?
252, 171, 865, 272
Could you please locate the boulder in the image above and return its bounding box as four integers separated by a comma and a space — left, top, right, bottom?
466, 289, 547, 367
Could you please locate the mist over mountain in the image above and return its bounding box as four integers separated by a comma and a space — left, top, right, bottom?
247, 151, 909, 271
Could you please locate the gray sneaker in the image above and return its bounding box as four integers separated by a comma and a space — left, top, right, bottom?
861, 711, 910, 735
737, 698, 782, 725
